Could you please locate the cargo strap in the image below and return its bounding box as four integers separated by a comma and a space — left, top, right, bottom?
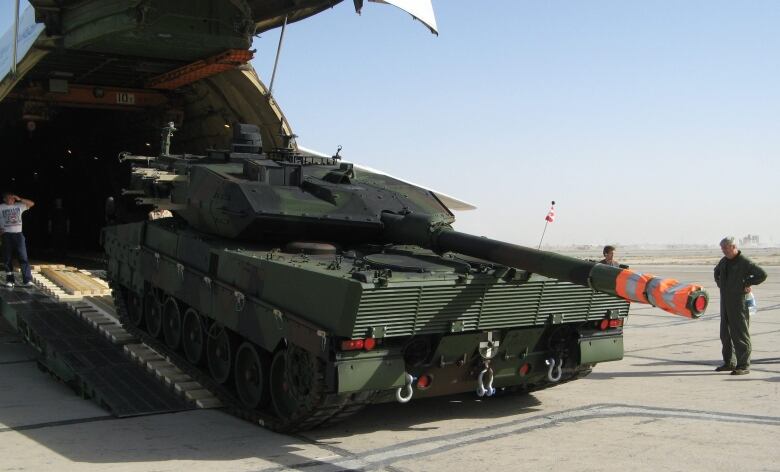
615, 270, 652, 304
646, 278, 703, 319
613, 268, 705, 318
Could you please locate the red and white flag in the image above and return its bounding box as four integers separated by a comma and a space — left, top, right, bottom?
544, 202, 555, 223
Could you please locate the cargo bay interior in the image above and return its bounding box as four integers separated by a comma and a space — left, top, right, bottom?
0, 53, 173, 258
0, 0, 305, 260
0, 102, 150, 257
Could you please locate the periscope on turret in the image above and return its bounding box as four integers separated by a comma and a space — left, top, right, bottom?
103, 123, 709, 432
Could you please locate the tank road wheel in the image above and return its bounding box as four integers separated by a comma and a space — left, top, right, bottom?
162, 297, 182, 350
182, 308, 205, 365
207, 324, 235, 384
125, 291, 144, 327
234, 342, 271, 409
270, 344, 324, 423
144, 292, 163, 338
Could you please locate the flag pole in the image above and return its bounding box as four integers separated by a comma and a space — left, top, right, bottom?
537, 221, 548, 250
538, 200, 555, 250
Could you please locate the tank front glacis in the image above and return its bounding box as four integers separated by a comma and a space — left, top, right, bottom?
104, 216, 628, 428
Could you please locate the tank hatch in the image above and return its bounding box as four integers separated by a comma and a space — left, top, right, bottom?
284, 241, 338, 255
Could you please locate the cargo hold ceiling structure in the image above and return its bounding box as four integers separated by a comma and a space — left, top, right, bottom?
0, 0, 441, 252
1, 0, 439, 148
0, 0, 362, 151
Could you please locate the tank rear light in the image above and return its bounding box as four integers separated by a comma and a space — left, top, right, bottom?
416, 374, 432, 389
340, 338, 378, 351
341, 339, 364, 350
598, 318, 624, 330
518, 363, 530, 376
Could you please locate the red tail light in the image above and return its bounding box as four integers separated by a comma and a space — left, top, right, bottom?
518, 363, 530, 376
340, 338, 378, 351
598, 318, 624, 330
341, 339, 364, 351
416, 374, 432, 389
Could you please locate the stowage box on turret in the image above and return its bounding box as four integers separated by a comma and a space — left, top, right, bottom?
103, 124, 708, 431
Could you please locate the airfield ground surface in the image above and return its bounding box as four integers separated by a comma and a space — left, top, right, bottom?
1, 258, 778, 471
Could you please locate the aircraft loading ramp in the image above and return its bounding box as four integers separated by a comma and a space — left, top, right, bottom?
0, 268, 221, 418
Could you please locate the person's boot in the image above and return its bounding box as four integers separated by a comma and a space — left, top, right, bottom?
731, 367, 750, 375
714, 364, 735, 372
4, 272, 14, 288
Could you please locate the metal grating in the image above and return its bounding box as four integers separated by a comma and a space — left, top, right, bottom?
353, 280, 629, 338
0, 289, 192, 417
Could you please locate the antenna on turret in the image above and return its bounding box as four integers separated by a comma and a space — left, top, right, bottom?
333, 145, 343, 160
538, 201, 556, 249
161, 122, 177, 156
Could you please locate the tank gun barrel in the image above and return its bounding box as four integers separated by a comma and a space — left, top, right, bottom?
381, 213, 708, 318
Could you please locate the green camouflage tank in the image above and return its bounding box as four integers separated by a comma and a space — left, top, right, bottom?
103, 123, 708, 431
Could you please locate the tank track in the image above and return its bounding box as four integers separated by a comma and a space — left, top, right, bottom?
111, 283, 376, 432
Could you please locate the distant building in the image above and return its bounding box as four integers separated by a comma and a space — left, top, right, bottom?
739, 234, 760, 247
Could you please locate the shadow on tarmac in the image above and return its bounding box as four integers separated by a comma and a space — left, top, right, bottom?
2, 395, 544, 467
309, 391, 543, 439
751, 357, 780, 365
587, 355, 779, 380
588, 369, 717, 379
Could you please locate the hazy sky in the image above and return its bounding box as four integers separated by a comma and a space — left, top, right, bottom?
3, 1, 779, 246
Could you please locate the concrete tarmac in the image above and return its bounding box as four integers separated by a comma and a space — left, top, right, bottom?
1, 266, 778, 471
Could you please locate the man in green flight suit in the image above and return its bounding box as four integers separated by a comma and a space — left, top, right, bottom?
713, 236, 767, 375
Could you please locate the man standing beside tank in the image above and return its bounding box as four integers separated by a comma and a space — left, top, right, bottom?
714, 236, 767, 375
0, 193, 35, 287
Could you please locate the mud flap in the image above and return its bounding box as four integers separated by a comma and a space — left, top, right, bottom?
579, 335, 623, 364
336, 355, 406, 394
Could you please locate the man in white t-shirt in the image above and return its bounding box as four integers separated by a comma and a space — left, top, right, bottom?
0, 192, 35, 287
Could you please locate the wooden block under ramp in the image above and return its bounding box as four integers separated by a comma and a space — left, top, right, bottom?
38, 267, 112, 296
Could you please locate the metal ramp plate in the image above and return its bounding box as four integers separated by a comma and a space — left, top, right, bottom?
0, 289, 193, 417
